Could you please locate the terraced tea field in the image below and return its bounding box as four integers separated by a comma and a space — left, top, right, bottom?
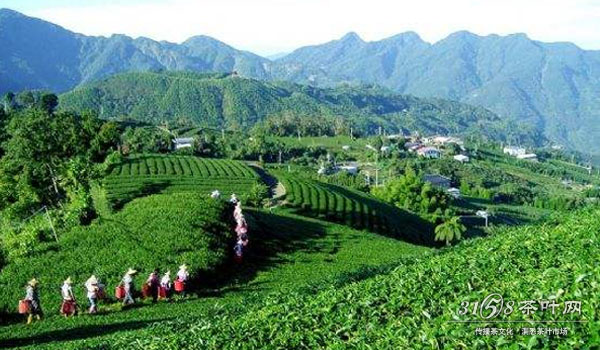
104, 154, 260, 208
276, 173, 432, 244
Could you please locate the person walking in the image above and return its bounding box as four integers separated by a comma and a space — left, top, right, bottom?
85, 275, 99, 314
146, 269, 160, 303
234, 239, 245, 263
160, 271, 172, 300
122, 268, 138, 306
60, 277, 77, 317
230, 193, 238, 204
175, 264, 189, 297
24, 279, 42, 324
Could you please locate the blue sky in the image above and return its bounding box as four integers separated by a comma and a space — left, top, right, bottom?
2, 0, 599, 56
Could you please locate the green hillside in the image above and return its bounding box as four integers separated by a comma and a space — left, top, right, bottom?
58, 71, 538, 144
0, 192, 233, 315
91, 207, 600, 349
0, 209, 429, 349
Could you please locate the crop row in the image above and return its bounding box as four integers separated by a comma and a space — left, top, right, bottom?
278, 174, 427, 242
110, 154, 258, 179
103, 154, 260, 208
108, 207, 600, 349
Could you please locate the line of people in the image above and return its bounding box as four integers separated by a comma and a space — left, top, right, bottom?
210, 191, 250, 262
18, 192, 246, 324
19, 265, 190, 324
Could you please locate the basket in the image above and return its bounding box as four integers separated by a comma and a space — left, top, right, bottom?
61, 301, 76, 315
18, 300, 31, 314
174, 280, 185, 292
115, 285, 125, 299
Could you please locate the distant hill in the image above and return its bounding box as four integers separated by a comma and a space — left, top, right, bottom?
273, 31, 600, 154
0, 8, 269, 93
2, 9, 600, 152
59, 71, 538, 143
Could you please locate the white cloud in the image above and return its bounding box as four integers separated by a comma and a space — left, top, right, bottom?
27, 0, 600, 56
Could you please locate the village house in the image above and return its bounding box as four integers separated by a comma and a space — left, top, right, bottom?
404, 142, 422, 152
516, 153, 538, 162
453, 154, 470, 163
503, 146, 526, 157
173, 137, 194, 150
417, 146, 441, 159
432, 136, 463, 146
447, 187, 461, 199
338, 165, 359, 175
423, 174, 452, 189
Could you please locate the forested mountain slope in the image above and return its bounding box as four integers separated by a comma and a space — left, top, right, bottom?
59, 71, 538, 143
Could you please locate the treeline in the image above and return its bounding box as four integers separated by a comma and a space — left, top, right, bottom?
0, 94, 121, 265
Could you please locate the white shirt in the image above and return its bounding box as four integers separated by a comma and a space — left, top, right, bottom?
177, 269, 189, 282
61, 284, 73, 300
85, 281, 97, 298
161, 275, 171, 287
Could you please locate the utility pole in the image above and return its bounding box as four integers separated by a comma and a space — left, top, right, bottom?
350, 127, 353, 140
278, 150, 283, 164
221, 128, 225, 140
375, 168, 379, 187
43, 206, 58, 242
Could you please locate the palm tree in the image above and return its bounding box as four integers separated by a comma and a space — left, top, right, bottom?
435, 216, 466, 246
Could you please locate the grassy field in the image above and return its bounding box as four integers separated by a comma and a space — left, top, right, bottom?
103, 154, 260, 208
0, 209, 429, 349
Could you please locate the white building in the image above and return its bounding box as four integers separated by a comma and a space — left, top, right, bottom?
342, 145, 351, 151
516, 153, 538, 162
417, 147, 441, 159
453, 154, 470, 163
173, 137, 194, 150
447, 187, 461, 199
503, 146, 526, 157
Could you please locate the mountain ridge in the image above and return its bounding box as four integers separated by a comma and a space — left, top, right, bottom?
2, 9, 600, 153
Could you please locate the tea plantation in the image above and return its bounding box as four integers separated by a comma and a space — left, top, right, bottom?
276, 173, 432, 244
103, 154, 260, 208
90, 207, 600, 349
0, 193, 233, 316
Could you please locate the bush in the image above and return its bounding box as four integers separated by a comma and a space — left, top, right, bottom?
244, 182, 269, 207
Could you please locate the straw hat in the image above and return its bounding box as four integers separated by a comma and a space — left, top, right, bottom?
86, 275, 98, 285
126, 268, 138, 275
64, 277, 72, 284
28, 278, 39, 287
164, 270, 171, 276
178, 264, 188, 271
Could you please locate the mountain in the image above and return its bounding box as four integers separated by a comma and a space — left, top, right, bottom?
274, 31, 600, 154
0, 8, 269, 93
59, 71, 537, 143
2, 9, 600, 153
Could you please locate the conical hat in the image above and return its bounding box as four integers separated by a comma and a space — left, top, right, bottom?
28, 278, 39, 287
64, 277, 72, 284
126, 268, 138, 275
178, 264, 188, 270
86, 275, 98, 285
164, 270, 171, 276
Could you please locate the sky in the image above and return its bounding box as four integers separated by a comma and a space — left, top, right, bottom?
2, 0, 599, 56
